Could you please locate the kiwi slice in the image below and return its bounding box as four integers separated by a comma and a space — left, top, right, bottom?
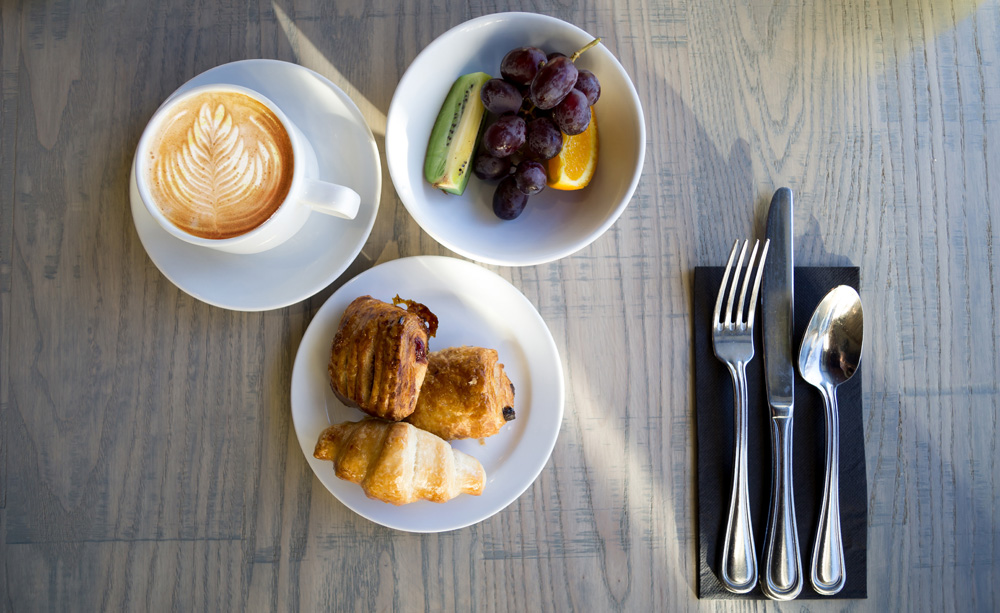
424, 72, 491, 195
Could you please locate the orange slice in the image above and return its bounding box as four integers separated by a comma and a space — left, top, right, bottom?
546, 108, 598, 190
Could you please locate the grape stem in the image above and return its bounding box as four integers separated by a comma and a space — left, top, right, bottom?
570, 38, 602, 62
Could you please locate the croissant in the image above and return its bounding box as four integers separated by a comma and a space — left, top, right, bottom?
314, 418, 485, 505
405, 346, 516, 440
328, 295, 438, 421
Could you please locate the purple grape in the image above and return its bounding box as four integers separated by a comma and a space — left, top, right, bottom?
500, 47, 547, 85
473, 153, 512, 181
525, 117, 563, 160
552, 89, 591, 135
514, 160, 547, 196
546, 51, 567, 62
482, 115, 526, 158
480, 78, 522, 115
493, 176, 528, 220
574, 69, 601, 106
530, 56, 579, 110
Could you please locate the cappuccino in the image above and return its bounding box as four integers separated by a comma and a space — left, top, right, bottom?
143, 90, 294, 239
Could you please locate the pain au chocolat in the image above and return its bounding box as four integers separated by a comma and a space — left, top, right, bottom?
405, 346, 515, 440
328, 295, 438, 421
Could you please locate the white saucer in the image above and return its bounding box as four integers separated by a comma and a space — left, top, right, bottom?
130, 59, 381, 311
291, 256, 564, 532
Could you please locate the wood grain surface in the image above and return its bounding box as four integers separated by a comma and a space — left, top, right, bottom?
2, 0, 998, 610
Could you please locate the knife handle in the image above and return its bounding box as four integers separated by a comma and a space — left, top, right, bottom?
811, 383, 846, 594
719, 361, 757, 593
761, 414, 803, 600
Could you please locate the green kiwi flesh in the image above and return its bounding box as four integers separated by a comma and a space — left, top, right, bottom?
423, 72, 491, 195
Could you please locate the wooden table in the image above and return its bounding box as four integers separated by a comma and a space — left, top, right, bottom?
2, 1, 997, 610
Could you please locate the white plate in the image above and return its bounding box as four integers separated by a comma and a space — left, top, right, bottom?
130, 59, 381, 311
291, 256, 564, 532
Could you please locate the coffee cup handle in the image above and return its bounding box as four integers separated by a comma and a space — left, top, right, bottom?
300, 179, 361, 220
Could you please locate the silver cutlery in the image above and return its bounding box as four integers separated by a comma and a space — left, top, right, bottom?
760, 188, 804, 600
798, 285, 864, 595
712, 238, 769, 594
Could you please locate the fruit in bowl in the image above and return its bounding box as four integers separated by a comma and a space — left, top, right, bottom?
385, 12, 646, 267
423, 72, 492, 195
424, 40, 603, 220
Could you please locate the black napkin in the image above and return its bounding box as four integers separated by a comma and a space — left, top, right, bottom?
694, 266, 867, 599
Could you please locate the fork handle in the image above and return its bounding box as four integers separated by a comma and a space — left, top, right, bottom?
720, 361, 757, 593
761, 415, 803, 600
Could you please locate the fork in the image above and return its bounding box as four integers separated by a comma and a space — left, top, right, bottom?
712, 238, 770, 594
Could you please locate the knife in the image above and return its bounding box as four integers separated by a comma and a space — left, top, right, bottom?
760, 188, 803, 600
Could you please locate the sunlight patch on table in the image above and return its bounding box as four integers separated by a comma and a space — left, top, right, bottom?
273, 2, 387, 136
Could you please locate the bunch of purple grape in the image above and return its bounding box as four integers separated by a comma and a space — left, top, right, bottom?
474, 39, 602, 220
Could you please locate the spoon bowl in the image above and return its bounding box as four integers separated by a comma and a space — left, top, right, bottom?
797, 284, 863, 596
798, 285, 864, 389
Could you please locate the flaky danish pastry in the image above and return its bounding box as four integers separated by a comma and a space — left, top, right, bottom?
313, 418, 485, 505
405, 346, 516, 440
328, 295, 438, 421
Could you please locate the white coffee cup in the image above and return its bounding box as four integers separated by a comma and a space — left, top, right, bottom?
135, 83, 360, 254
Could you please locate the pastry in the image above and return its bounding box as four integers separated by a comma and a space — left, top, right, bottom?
313, 418, 485, 505
328, 295, 438, 421
405, 346, 516, 440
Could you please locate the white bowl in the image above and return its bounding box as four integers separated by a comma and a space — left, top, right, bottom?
386, 12, 646, 266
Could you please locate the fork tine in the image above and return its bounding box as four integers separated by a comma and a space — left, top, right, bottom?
714, 240, 741, 324
745, 239, 769, 327
734, 240, 760, 326
724, 240, 749, 327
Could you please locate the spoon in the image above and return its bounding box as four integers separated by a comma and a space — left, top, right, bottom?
797, 285, 864, 595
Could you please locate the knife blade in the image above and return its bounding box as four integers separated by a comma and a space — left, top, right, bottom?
763, 188, 795, 412
760, 187, 803, 600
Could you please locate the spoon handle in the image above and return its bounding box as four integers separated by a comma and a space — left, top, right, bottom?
720, 361, 757, 593
811, 383, 846, 594
761, 415, 803, 600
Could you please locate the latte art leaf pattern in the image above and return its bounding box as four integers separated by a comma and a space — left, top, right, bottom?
157, 103, 273, 224
146, 90, 293, 240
